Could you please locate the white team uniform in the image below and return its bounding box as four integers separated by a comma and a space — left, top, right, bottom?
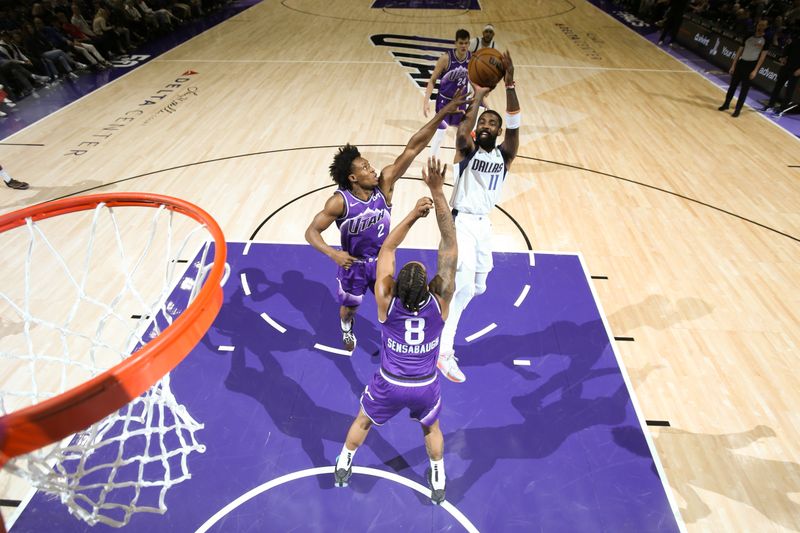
450, 145, 508, 273
469, 37, 497, 53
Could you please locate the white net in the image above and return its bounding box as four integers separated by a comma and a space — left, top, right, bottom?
0, 199, 223, 527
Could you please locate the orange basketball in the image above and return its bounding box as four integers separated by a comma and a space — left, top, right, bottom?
468, 48, 505, 89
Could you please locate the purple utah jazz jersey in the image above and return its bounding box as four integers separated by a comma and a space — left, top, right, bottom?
335, 187, 391, 259
380, 295, 444, 379
438, 49, 471, 99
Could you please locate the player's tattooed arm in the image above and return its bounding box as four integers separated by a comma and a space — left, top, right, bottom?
305, 194, 356, 269
423, 158, 457, 305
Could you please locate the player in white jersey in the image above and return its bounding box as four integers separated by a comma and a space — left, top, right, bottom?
437, 51, 519, 383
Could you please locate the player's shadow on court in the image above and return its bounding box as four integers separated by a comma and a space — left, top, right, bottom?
210, 278, 406, 489
240, 267, 381, 395
655, 425, 800, 530
395, 319, 646, 505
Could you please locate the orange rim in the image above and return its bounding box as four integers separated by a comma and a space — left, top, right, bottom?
0, 193, 226, 466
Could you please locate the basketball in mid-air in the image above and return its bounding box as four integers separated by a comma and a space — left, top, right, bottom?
468, 48, 505, 89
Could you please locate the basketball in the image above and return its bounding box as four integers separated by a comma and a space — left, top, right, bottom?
468, 48, 505, 89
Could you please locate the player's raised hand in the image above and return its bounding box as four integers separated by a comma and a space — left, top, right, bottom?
332, 250, 357, 269
502, 50, 515, 86
441, 88, 469, 115
413, 196, 434, 218
422, 157, 447, 192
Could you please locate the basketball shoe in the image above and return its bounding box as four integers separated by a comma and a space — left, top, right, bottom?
342, 319, 357, 352
437, 351, 465, 383
334, 456, 352, 488
426, 468, 446, 505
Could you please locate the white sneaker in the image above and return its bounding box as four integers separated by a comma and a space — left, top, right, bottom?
437, 351, 466, 383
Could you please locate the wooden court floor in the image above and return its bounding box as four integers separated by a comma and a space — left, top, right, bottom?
1, 0, 799, 531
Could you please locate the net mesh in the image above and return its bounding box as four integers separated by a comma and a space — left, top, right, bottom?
0, 200, 220, 527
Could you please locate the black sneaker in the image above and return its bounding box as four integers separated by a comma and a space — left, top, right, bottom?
5, 179, 29, 190
334, 457, 352, 487
717, 104, 729, 111
426, 468, 446, 505
341, 319, 356, 352
731, 110, 740, 118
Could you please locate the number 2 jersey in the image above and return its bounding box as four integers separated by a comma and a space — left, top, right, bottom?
380, 294, 444, 379
334, 187, 391, 259
450, 146, 508, 215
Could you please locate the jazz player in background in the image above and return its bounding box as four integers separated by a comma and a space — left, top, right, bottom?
437, 51, 519, 383
334, 158, 457, 505
422, 29, 472, 157
305, 92, 466, 353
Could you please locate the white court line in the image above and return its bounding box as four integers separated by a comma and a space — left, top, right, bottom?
465, 323, 497, 343
314, 343, 352, 357
240, 272, 251, 296
156, 59, 396, 64
587, 1, 800, 147
194, 466, 479, 533
242, 240, 253, 256
512, 359, 531, 366
528, 251, 536, 266
154, 59, 693, 73
575, 251, 687, 532
260, 312, 286, 334
514, 285, 531, 308
218, 345, 235, 352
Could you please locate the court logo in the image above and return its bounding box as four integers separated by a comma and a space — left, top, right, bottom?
110, 54, 152, 68
554, 23, 602, 61
370, 34, 452, 96
64, 71, 200, 157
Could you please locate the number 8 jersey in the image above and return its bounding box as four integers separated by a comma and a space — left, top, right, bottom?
450, 146, 508, 215
379, 294, 445, 379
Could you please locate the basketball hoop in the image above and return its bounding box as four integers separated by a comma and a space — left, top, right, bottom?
0, 193, 227, 528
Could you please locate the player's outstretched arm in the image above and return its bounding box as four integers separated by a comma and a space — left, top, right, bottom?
422, 53, 448, 118
423, 158, 457, 318
375, 197, 433, 321
380, 89, 468, 201
304, 194, 356, 269
499, 51, 520, 167
454, 85, 489, 164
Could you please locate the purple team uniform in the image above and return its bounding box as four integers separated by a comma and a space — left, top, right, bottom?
361, 294, 445, 426
435, 49, 471, 129
334, 187, 391, 306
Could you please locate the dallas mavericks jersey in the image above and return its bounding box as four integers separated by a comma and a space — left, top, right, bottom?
438, 49, 471, 99
451, 147, 508, 215
380, 295, 444, 378
334, 187, 391, 259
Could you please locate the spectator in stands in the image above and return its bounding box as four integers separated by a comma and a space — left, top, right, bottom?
20, 22, 79, 81
137, 0, 182, 31
93, 6, 133, 54
0, 32, 50, 98
785, 0, 800, 25
765, 27, 800, 112
54, 13, 112, 68
718, 18, 770, 116
733, 7, 755, 37
658, 0, 691, 46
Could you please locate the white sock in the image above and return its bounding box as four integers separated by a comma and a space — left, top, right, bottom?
0, 169, 11, 184
340, 318, 352, 332
430, 458, 445, 490
337, 445, 356, 470
430, 128, 446, 157
440, 269, 477, 354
